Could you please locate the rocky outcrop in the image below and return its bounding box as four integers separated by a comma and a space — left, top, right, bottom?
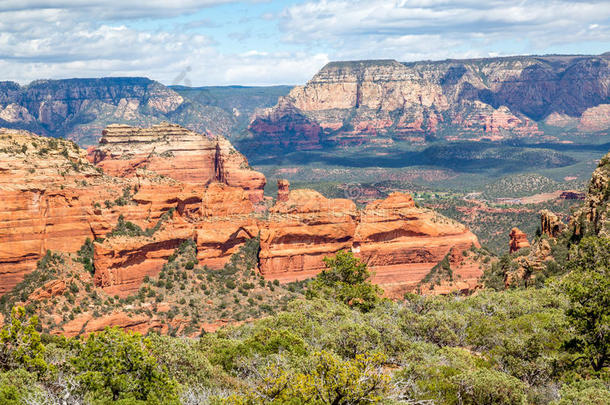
505, 238, 553, 288
1, 125, 483, 300
88, 123, 266, 203
570, 152, 610, 237
248, 54, 610, 153
0, 129, 119, 294
277, 179, 290, 202
258, 191, 481, 297
509, 228, 530, 253
0, 125, 264, 295
95, 186, 481, 297
28, 279, 68, 302
259, 189, 358, 281
354, 193, 480, 296
540, 209, 565, 238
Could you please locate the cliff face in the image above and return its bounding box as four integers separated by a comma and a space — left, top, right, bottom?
571, 152, 610, 237
87, 122, 266, 202
248, 54, 610, 152
0, 78, 255, 146
0, 125, 481, 300
258, 187, 481, 297
0, 128, 128, 294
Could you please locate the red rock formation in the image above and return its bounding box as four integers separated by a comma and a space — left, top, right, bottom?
94, 228, 195, 296
509, 227, 530, 253
1, 125, 483, 301
277, 179, 290, 202
58, 311, 171, 337
195, 183, 259, 269
88, 123, 266, 203
28, 279, 68, 301
259, 189, 358, 281
248, 55, 610, 151
354, 193, 480, 297
257, 191, 481, 297
540, 210, 565, 238
0, 129, 121, 294
247, 98, 323, 151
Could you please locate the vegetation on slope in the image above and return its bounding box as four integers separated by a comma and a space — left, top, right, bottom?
1, 241, 608, 404
0, 236, 305, 337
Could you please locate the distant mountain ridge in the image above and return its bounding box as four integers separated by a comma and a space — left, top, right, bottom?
247, 53, 610, 154
0, 77, 291, 146
1, 53, 609, 153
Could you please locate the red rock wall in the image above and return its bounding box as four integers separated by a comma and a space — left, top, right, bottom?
1, 126, 483, 299
88, 123, 266, 203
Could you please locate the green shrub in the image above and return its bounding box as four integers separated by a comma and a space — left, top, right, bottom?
72, 327, 179, 403
306, 250, 383, 312
452, 368, 527, 404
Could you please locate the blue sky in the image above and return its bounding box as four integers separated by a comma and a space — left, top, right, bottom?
1, 1, 609, 86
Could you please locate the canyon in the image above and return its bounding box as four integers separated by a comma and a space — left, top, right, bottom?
0, 123, 483, 335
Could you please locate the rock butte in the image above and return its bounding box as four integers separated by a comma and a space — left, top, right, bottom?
509, 227, 530, 253
87, 122, 266, 203
1, 124, 481, 306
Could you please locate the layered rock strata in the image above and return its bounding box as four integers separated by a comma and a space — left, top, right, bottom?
258, 191, 481, 297
1, 124, 482, 299
354, 193, 481, 297
0, 129, 118, 294
249, 54, 610, 152
88, 122, 265, 202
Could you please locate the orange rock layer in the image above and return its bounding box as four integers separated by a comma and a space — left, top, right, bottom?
87, 122, 266, 203
1, 125, 481, 299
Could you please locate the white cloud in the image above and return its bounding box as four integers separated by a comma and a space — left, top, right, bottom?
0, 1, 239, 19
0, 0, 608, 85
0, 1, 325, 86
280, 0, 610, 60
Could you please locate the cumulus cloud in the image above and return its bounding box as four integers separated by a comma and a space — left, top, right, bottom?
0, 1, 238, 19
0, 0, 324, 85
0, 0, 608, 85
280, 0, 610, 60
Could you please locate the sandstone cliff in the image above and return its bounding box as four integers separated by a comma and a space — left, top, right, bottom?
87, 122, 265, 202
0, 128, 118, 294
248, 54, 610, 152
570, 152, 610, 238
1, 126, 482, 300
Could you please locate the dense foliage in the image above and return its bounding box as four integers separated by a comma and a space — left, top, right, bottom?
0, 242, 608, 404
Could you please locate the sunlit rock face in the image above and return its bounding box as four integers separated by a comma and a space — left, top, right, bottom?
1, 124, 482, 300
248, 55, 610, 151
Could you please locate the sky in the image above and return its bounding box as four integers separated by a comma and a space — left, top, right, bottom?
1, 0, 609, 86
